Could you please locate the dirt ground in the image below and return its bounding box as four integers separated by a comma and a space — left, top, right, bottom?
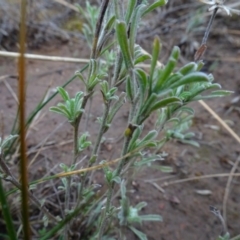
0, 1, 240, 240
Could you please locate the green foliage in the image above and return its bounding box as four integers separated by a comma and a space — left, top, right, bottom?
49, 87, 84, 125
0, 178, 17, 240
0, 135, 18, 155
118, 181, 162, 239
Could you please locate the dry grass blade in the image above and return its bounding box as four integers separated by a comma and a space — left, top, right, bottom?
53, 0, 78, 11
3, 79, 19, 104
222, 156, 240, 227
198, 100, 240, 144
161, 173, 240, 187
0, 51, 90, 63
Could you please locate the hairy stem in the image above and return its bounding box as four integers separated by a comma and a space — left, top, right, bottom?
98, 134, 132, 239
77, 102, 111, 207
64, 93, 92, 238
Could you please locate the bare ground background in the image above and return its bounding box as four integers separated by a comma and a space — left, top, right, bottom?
0, 0, 240, 239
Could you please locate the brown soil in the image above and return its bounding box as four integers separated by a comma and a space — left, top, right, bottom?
1, 3, 240, 240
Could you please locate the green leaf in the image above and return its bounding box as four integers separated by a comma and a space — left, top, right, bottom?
178, 106, 194, 116
0, 179, 17, 240
154, 46, 180, 93
143, 130, 158, 141
104, 15, 116, 32
149, 96, 182, 113
192, 90, 233, 100
129, 4, 146, 57
179, 139, 200, 147
126, 76, 134, 101
196, 60, 204, 71
128, 126, 142, 151
125, 0, 137, 24
0, 135, 18, 154
139, 214, 162, 222
134, 54, 151, 65
150, 37, 161, 92
179, 62, 197, 75
136, 68, 148, 102
139, 93, 158, 116
116, 21, 133, 69
107, 93, 126, 124
152, 165, 173, 173
57, 87, 70, 101
135, 202, 147, 211
217, 232, 230, 240
169, 72, 210, 89
162, 72, 183, 89
135, 155, 163, 166
120, 180, 127, 198
129, 226, 147, 240
143, 0, 167, 16
49, 106, 71, 119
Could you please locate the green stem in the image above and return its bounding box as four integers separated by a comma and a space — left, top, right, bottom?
77, 102, 111, 207
97, 134, 132, 240
64, 92, 92, 238
92, 103, 110, 156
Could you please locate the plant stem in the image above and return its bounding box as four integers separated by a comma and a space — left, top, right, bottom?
202, 7, 218, 45
77, 102, 111, 207
93, 103, 110, 156
64, 92, 92, 238
91, 0, 110, 59
98, 66, 138, 238
97, 134, 132, 240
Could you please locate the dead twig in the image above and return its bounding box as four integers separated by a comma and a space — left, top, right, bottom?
222, 156, 240, 227
161, 173, 240, 188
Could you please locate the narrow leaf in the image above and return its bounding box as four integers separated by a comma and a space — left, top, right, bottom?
149, 97, 182, 113
116, 21, 133, 69
169, 72, 210, 89
150, 37, 161, 92
125, 0, 137, 24
143, 0, 167, 16
129, 226, 147, 240
129, 4, 146, 57
154, 46, 180, 93
140, 214, 162, 222
57, 87, 69, 101
179, 62, 197, 75
0, 179, 17, 240
139, 93, 158, 116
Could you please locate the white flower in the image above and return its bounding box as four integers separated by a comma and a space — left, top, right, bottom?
199, 0, 240, 16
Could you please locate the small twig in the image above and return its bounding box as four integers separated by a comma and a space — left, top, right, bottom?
53, 0, 78, 11
161, 173, 240, 188
0, 51, 90, 63
3, 80, 19, 104
198, 100, 240, 145
209, 206, 227, 236
202, 7, 218, 46
222, 156, 240, 226
148, 182, 165, 194
194, 7, 218, 61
